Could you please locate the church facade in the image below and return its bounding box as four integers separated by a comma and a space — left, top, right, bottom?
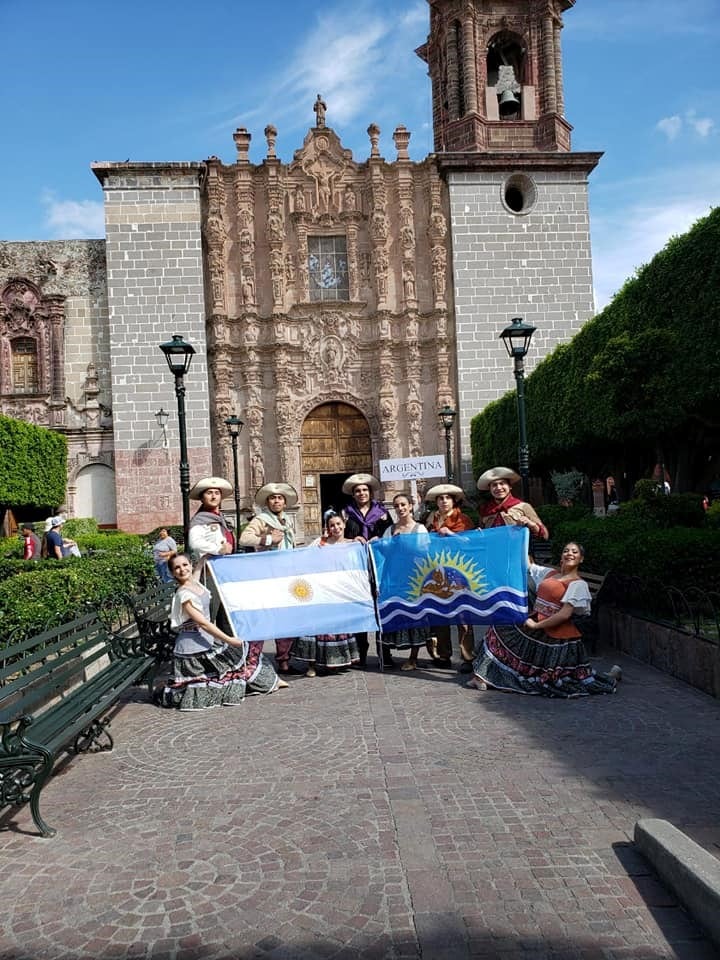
0, 0, 599, 540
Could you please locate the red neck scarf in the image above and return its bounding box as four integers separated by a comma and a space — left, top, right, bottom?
480, 493, 523, 522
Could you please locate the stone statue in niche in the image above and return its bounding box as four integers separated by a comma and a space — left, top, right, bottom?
294, 187, 306, 212
285, 253, 296, 282
313, 94, 327, 128
402, 266, 416, 301
321, 337, 343, 376
431, 245, 447, 298
241, 273, 256, 305
315, 166, 336, 213
343, 185, 357, 212
267, 211, 283, 243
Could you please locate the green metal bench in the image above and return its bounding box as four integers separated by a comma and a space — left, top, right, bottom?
0, 606, 154, 837
123, 581, 176, 698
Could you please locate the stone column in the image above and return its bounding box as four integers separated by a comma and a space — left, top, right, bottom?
462, 11, 478, 114
542, 13, 557, 114
554, 19, 565, 117
446, 22, 461, 120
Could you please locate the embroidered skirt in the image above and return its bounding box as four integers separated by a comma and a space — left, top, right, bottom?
472, 624, 617, 698
292, 633, 360, 669
380, 626, 431, 650
159, 640, 279, 710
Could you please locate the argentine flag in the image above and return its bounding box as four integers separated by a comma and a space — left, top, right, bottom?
206, 542, 379, 642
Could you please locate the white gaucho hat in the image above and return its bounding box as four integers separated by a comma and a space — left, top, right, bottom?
254, 482, 298, 509
476, 466, 521, 491
425, 483, 465, 503
341, 473, 380, 496
189, 476, 233, 500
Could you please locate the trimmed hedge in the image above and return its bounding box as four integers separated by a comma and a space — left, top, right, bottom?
0, 414, 67, 508
0, 537, 154, 638
470, 207, 720, 484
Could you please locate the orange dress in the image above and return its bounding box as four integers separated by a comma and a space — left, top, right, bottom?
427, 507, 474, 533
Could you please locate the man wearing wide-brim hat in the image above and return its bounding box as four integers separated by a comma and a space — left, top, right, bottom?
476, 467, 548, 540
341, 472, 393, 667
240, 482, 300, 674
188, 476, 235, 557
424, 483, 476, 669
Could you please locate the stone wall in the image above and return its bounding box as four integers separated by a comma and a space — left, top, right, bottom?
92, 163, 213, 532
602, 607, 720, 699
445, 158, 597, 485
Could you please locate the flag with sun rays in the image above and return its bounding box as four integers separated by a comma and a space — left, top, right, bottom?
370, 526, 529, 633
205, 542, 379, 642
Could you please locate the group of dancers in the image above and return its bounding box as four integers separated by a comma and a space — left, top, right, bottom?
157, 467, 619, 711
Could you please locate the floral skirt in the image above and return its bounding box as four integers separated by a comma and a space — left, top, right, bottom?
292, 634, 360, 669
159, 641, 279, 710
472, 624, 617, 698
381, 627, 431, 650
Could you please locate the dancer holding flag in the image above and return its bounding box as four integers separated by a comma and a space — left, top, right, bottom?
240, 482, 300, 675
342, 472, 393, 668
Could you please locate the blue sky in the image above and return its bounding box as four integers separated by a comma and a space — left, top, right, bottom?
2, 0, 718, 309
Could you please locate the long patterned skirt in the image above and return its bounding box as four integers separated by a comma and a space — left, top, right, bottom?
381, 626, 431, 650
159, 641, 280, 710
472, 624, 617, 698
292, 634, 360, 669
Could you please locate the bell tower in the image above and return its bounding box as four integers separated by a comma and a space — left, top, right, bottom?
417, 0, 602, 486
418, 0, 574, 153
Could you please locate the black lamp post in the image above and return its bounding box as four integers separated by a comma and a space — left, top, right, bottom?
499, 316, 536, 502
159, 334, 196, 549
438, 403, 457, 483
224, 414, 244, 551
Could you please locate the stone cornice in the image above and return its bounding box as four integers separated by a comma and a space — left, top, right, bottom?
435, 150, 603, 175
91, 161, 205, 185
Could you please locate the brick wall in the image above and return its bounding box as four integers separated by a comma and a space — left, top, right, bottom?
446, 165, 596, 485
93, 163, 213, 532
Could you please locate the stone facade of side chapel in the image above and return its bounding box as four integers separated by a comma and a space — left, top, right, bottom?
0, 0, 598, 541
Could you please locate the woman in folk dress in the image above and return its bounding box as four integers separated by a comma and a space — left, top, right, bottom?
292, 511, 361, 676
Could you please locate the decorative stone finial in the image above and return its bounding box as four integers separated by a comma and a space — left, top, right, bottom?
393, 125, 411, 160
264, 124, 278, 159
367, 123, 381, 157
313, 93, 327, 128
233, 127, 252, 163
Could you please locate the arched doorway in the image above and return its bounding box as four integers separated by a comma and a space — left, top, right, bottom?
301, 402, 371, 534
75, 463, 117, 526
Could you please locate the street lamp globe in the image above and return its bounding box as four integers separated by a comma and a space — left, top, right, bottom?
159, 334, 196, 376
499, 316, 536, 359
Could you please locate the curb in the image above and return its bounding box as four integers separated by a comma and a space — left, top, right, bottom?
635, 818, 720, 950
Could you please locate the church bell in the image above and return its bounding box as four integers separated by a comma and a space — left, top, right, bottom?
498, 88, 520, 116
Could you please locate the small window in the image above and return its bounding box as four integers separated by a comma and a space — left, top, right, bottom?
308, 236, 349, 302
11, 337, 39, 394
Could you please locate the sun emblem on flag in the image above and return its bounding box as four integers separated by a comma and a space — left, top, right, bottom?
407, 549, 486, 600
289, 578, 314, 602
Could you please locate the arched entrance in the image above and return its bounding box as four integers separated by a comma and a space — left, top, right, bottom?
301, 402, 371, 534
75, 463, 117, 526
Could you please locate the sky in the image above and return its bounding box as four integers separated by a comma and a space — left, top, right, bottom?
2, 0, 719, 311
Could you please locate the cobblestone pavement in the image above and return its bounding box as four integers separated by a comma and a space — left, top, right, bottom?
2, 645, 720, 960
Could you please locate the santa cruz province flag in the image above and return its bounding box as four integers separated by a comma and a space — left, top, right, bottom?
206, 542, 379, 642
370, 526, 529, 634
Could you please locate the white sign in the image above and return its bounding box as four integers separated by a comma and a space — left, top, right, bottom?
379, 455, 446, 482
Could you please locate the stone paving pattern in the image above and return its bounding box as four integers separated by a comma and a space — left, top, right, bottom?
2, 646, 720, 960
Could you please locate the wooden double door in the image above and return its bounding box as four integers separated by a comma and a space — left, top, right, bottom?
301, 402, 372, 535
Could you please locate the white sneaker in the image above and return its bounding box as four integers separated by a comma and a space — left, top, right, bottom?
608, 664, 622, 682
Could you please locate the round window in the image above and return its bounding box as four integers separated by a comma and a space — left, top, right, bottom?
502, 173, 537, 215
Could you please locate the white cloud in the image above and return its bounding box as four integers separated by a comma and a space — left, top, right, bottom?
657, 115, 681, 140
656, 110, 715, 141
42, 192, 105, 238
687, 111, 714, 138
224, 1, 429, 148
590, 165, 720, 309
